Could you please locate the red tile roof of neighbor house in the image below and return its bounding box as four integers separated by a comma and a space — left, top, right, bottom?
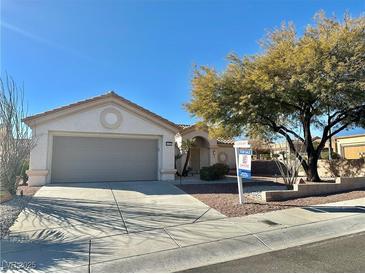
177, 124, 194, 130
216, 138, 235, 145
23, 91, 179, 130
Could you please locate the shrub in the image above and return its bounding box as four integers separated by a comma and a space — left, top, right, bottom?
1, 76, 35, 194
18, 160, 29, 184
320, 150, 340, 160
200, 167, 216, 181
212, 163, 230, 178
200, 163, 230, 181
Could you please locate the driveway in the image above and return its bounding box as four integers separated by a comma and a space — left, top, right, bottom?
4, 182, 364, 272
1, 181, 224, 272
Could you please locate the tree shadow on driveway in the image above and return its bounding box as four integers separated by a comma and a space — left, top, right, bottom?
1, 237, 90, 272
8, 196, 127, 242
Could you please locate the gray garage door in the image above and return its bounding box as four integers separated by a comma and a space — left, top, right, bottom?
51, 136, 158, 183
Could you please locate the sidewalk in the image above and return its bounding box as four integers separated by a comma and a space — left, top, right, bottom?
2, 197, 365, 273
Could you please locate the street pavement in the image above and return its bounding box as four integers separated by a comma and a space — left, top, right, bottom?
184, 231, 365, 273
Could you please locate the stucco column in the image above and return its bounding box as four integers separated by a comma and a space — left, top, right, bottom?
209, 145, 218, 166
160, 135, 177, 181
27, 132, 49, 186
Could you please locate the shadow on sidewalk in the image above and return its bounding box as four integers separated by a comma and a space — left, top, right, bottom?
303, 206, 365, 214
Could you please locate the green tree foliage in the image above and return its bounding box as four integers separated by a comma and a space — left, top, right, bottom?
186, 12, 365, 181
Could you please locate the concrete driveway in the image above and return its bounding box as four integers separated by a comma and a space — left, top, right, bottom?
4, 182, 364, 272
2, 181, 224, 272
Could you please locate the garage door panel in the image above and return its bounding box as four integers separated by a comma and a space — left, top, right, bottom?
52, 136, 158, 183
343, 145, 365, 159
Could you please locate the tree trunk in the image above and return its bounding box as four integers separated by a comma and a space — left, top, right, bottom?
306, 155, 321, 182
302, 109, 321, 182
182, 149, 191, 176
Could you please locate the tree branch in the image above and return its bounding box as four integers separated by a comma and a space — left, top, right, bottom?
277, 128, 308, 173
278, 125, 305, 143
258, 114, 305, 142
258, 115, 308, 172
317, 105, 365, 156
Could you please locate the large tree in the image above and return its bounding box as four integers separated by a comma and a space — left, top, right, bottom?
186, 12, 365, 182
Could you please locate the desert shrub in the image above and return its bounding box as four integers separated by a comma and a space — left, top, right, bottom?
200, 167, 216, 181
0, 76, 35, 194
320, 150, 340, 160
200, 163, 230, 181
327, 158, 365, 177
212, 163, 230, 177
18, 160, 29, 183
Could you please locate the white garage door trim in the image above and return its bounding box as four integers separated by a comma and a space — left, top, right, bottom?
47, 131, 162, 183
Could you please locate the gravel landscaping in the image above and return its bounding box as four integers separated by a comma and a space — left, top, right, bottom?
178, 183, 365, 217
0, 186, 40, 238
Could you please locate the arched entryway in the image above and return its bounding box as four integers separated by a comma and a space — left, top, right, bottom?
190, 136, 210, 173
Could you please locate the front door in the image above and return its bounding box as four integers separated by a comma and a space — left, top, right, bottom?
190, 147, 200, 173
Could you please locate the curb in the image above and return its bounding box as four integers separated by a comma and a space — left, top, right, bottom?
90, 213, 365, 273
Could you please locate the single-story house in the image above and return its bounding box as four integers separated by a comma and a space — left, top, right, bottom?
335, 134, 365, 159
24, 92, 235, 186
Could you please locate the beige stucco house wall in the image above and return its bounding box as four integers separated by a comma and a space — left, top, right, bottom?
24, 92, 178, 186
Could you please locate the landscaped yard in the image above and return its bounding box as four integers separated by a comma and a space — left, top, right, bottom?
0, 186, 40, 238
178, 182, 365, 217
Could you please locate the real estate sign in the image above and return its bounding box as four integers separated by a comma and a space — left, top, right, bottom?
234, 140, 252, 204
238, 148, 252, 179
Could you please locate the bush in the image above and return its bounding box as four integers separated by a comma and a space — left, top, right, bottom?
200, 167, 216, 181
19, 160, 29, 184
200, 163, 230, 181
212, 163, 230, 177
320, 150, 340, 160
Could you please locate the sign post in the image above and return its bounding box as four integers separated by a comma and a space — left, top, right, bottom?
234, 140, 252, 204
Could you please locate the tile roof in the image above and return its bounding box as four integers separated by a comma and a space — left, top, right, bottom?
216, 138, 235, 145
177, 124, 235, 144
177, 124, 194, 130
23, 91, 179, 130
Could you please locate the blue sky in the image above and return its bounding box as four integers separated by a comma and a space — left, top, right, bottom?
1, 0, 364, 136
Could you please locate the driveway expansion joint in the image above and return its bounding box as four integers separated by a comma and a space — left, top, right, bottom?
163, 227, 182, 248
192, 208, 212, 223
108, 184, 129, 234
251, 233, 273, 250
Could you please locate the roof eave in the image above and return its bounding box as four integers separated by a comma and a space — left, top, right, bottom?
22, 92, 180, 133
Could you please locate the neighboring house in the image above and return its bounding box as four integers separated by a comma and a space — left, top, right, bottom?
312, 136, 337, 154
263, 134, 365, 160
23, 92, 236, 186
336, 134, 365, 159
269, 140, 306, 159
269, 136, 337, 160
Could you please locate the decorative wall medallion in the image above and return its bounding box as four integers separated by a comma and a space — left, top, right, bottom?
218, 152, 228, 163
100, 107, 123, 129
